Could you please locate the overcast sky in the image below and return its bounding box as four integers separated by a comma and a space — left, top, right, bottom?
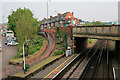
0, 0, 119, 23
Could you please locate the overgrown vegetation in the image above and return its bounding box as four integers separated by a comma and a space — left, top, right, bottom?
83, 21, 105, 26
53, 26, 68, 56
55, 26, 68, 49
13, 36, 47, 59
53, 50, 63, 56
88, 38, 95, 44
8, 8, 45, 58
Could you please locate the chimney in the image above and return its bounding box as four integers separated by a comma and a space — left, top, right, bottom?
72, 12, 73, 15
44, 18, 46, 20
50, 16, 52, 18
58, 13, 61, 15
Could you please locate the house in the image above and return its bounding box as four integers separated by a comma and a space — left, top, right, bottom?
40, 12, 79, 29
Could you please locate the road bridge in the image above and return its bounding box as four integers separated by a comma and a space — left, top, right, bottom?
72, 25, 120, 63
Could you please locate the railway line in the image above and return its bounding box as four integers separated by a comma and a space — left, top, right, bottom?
52, 40, 114, 80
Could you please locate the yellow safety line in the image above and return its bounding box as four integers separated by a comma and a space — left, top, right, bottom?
42, 54, 74, 80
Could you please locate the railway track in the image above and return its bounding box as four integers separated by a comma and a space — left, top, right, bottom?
80, 40, 105, 79
52, 40, 104, 80
52, 40, 114, 80
93, 41, 114, 79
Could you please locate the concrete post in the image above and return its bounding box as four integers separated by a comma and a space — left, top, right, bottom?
115, 40, 120, 64
74, 37, 87, 53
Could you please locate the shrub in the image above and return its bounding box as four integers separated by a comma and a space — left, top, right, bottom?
30, 48, 37, 55
53, 50, 63, 56
37, 46, 41, 50
12, 35, 46, 58
22, 64, 30, 71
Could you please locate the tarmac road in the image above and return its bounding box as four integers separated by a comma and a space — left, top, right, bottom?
0, 30, 18, 70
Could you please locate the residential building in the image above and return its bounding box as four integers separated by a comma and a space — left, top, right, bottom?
40, 12, 79, 29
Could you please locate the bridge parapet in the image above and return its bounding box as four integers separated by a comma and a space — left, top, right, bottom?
73, 25, 120, 37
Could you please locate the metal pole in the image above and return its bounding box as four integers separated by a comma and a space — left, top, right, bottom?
23, 44, 25, 74
47, 0, 48, 19
23, 43, 26, 74
23, 40, 30, 74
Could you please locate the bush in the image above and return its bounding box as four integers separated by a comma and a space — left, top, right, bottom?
13, 35, 46, 58
37, 46, 41, 50
53, 50, 63, 56
30, 48, 37, 55
22, 64, 30, 71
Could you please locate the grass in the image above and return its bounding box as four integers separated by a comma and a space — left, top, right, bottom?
88, 38, 95, 44
11, 54, 64, 77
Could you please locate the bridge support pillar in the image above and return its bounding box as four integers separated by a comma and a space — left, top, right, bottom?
74, 37, 87, 53
115, 40, 120, 64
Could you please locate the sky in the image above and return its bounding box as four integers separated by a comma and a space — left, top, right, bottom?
0, 0, 119, 23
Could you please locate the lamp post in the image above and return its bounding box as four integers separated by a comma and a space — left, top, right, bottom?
23, 40, 30, 74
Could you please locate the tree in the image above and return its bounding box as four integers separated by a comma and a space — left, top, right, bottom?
83, 21, 105, 26
8, 8, 39, 55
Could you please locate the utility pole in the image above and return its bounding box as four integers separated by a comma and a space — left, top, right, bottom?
47, 0, 51, 28
47, 0, 48, 19
47, 0, 51, 18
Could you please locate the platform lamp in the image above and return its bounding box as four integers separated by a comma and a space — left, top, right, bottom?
23, 39, 30, 74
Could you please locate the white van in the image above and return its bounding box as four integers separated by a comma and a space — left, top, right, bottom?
6, 30, 14, 38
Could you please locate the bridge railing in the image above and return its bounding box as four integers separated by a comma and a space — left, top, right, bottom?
73, 25, 120, 37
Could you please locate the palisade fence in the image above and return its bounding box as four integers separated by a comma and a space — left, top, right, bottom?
1, 31, 55, 79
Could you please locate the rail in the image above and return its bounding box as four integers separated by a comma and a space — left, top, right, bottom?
51, 40, 101, 80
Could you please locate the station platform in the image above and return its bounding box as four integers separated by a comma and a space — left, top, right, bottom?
30, 54, 78, 79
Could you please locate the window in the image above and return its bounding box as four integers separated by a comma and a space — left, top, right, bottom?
69, 16, 71, 18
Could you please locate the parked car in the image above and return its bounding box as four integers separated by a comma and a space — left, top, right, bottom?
7, 41, 18, 46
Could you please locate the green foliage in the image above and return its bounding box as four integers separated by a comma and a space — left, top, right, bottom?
83, 21, 105, 26
8, 7, 42, 56
62, 31, 68, 49
53, 50, 63, 56
13, 35, 44, 58
55, 27, 68, 49
22, 64, 30, 71
88, 38, 95, 44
